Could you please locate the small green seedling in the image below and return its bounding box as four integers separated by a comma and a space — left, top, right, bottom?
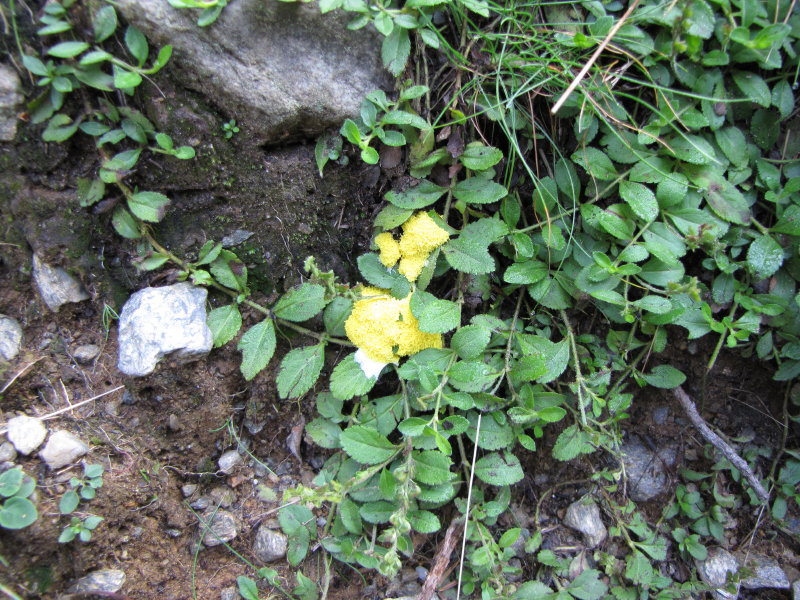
0, 468, 38, 530
59, 463, 104, 514
58, 515, 103, 543
222, 119, 240, 139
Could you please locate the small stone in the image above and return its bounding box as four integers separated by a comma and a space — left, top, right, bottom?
39, 430, 90, 469
7, 415, 48, 455
256, 484, 277, 503
190, 495, 211, 510
73, 344, 101, 364
563, 498, 607, 548
168, 414, 182, 432
252, 526, 287, 563
620, 435, 677, 501
122, 389, 137, 405
0, 315, 23, 361
32, 255, 90, 312
165, 528, 181, 538
220, 587, 239, 600
0, 63, 22, 142
221, 229, 254, 247
0, 442, 16, 462
201, 510, 237, 546
737, 553, 789, 589
68, 569, 126, 594
218, 450, 243, 474
652, 406, 670, 425
182, 484, 198, 497
117, 283, 213, 376
793, 579, 800, 600
209, 486, 236, 508
696, 547, 740, 600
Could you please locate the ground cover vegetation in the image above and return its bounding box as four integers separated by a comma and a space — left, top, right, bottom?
6, 0, 800, 598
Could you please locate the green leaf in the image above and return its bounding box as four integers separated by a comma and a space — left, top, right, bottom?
305, 418, 341, 449
385, 180, 447, 209
410, 290, 461, 333
374, 205, 413, 229
452, 178, 507, 204
277, 344, 325, 399
732, 71, 771, 108
210, 250, 247, 292
772, 205, 800, 236
127, 191, 170, 223
474, 451, 524, 486
552, 424, 593, 461
279, 504, 315, 566
237, 319, 276, 381
360, 146, 379, 164
329, 353, 378, 400
504, 260, 548, 285
113, 65, 142, 89
0, 469, 23, 497
641, 364, 686, 389
714, 127, 748, 167
340, 426, 398, 465
207, 305, 242, 348
360, 501, 397, 523
413, 451, 454, 485
571, 147, 617, 179
460, 142, 503, 170
357, 253, 407, 291
93, 5, 118, 42
237, 576, 260, 600
451, 325, 490, 360
684, 165, 751, 225
408, 510, 441, 533
632, 295, 673, 314
48, 41, 89, 58
619, 180, 658, 221
0, 497, 38, 530
339, 498, 362, 535
382, 28, 410, 76
467, 412, 514, 449
273, 283, 326, 322
22, 54, 49, 76
42, 114, 79, 142
667, 134, 717, 165
323, 297, 352, 337
772, 79, 794, 119
747, 235, 784, 279
443, 218, 508, 274
111, 206, 141, 239
568, 569, 608, 600
76, 178, 105, 207
59, 490, 79, 514
124, 25, 149, 66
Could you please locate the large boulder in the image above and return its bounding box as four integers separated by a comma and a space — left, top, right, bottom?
115, 0, 388, 145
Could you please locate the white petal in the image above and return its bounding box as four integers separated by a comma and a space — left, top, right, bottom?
354, 348, 392, 379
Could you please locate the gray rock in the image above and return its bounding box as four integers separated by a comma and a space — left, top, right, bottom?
73, 344, 101, 364
39, 430, 90, 469
563, 498, 607, 548
253, 526, 287, 563
620, 435, 677, 501
190, 495, 211, 510
793, 579, 800, 600
201, 510, 237, 546
32, 254, 90, 312
117, 283, 213, 376
220, 587, 239, 600
0, 442, 16, 462
737, 553, 789, 589
0, 63, 22, 142
218, 450, 243, 474
696, 547, 740, 600
115, 0, 387, 145
6, 415, 47, 455
652, 406, 670, 425
181, 484, 198, 497
0, 315, 23, 361
68, 569, 126, 594
221, 229, 254, 248
209, 486, 237, 508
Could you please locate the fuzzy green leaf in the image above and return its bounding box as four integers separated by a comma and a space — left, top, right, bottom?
207, 305, 242, 348
552, 424, 594, 461
340, 426, 398, 465
237, 319, 276, 381
128, 191, 169, 223
572, 147, 617, 180
732, 71, 771, 108
273, 283, 326, 322
451, 325, 490, 360
329, 353, 378, 400
413, 450, 454, 485
277, 344, 325, 399
460, 142, 503, 170
474, 451, 524, 486
410, 290, 461, 333
452, 178, 507, 204
385, 180, 447, 209
641, 364, 686, 388
305, 418, 341, 449
619, 180, 658, 221
111, 206, 141, 239
747, 235, 784, 279
408, 510, 441, 533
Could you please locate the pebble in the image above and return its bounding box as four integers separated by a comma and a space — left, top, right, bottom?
182, 484, 198, 497
620, 435, 677, 501
252, 526, 288, 563
220, 587, 239, 600
67, 569, 126, 594
652, 406, 670, 425
200, 510, 237, 547
6, 415, 47, 455
0, 315, 23, 361
117, 283, 213, 377
32, 254, 90, 312
696, 547, 740, 600
793, 580, 800, 600
0, 442, 17, 462
218, 450, 243, 474
221, 229, 254, 247
122, 389, 137, 405
168, 414, 182, 432
209, 486, 236, 508
73, 344, 101, 364
190, 495, 211, 510
39, 430, 90, 469
737, 553, 789, 589
563, 498, 607, 548
0, 63, 22, 141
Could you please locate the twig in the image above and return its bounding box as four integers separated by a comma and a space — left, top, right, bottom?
551, 0, 641, 114
673, 386, 770, 504
0, 357, 44, 394
418, 517, 464, 600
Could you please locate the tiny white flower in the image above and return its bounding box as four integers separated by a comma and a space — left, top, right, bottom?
354, 348, 394, 379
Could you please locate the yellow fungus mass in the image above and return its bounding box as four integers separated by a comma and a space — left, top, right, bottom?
344, 286, 443, 364
375, 232, 401, 268
398, 254, 428, 282
398, 212, 450, 257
